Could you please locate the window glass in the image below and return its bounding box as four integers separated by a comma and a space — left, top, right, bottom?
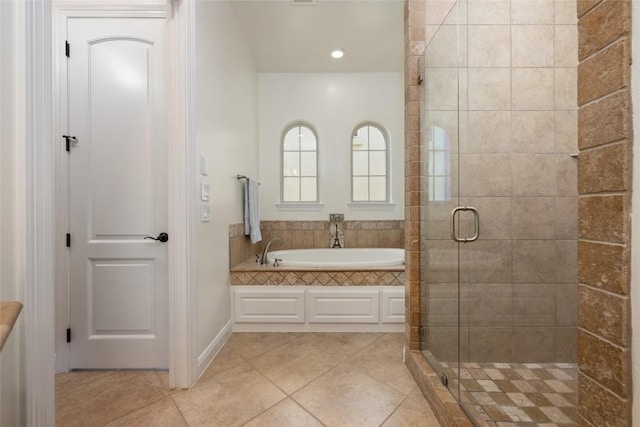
282, 124, 318, 202
351, 123, 389, 202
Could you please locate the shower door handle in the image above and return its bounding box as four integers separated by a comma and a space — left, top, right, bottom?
450, 206, 480, 243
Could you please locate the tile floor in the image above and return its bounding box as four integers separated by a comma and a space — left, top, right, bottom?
56, 332, 441, 427
440, 362, 578, 427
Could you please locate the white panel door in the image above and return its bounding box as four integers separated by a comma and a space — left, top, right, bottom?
67, 17, 167, 369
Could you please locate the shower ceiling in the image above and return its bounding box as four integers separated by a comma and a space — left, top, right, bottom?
228, 0, 404, 73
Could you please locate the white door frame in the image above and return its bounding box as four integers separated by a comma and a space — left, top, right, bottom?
26, 0, 197, 423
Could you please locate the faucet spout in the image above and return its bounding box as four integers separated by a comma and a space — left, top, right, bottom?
261, 237, 284, 265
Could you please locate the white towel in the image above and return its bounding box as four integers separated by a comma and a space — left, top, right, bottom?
244, 179, 262, 244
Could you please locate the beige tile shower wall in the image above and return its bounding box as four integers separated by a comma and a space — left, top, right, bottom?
229, 221, 405, 267
422, 0, 578, 364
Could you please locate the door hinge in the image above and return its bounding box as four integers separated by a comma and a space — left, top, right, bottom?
66, 328, 71, 343
62, 135, 76, 152
65, 41, 70, 58
66, 233, 71, 247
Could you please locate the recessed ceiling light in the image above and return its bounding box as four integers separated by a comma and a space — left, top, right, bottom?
331, 49, 345, 59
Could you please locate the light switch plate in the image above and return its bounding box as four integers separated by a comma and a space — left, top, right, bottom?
201, 205, 211, 222
199, 155, 208, 176
200, 183, 210, 201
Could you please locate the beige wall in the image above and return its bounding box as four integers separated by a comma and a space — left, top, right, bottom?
194, 0, 259, 361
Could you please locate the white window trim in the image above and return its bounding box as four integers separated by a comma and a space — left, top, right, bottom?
276, 202, 325, 211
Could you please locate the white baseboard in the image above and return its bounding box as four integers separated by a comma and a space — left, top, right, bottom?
232, 323, 404, 333
196, 319, 233, 379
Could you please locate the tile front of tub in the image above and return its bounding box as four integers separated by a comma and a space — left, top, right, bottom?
230, 270, 405, 286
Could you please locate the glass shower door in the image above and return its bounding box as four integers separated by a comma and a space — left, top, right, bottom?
420, 0, 465, 404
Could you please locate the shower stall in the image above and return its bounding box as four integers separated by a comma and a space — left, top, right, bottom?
418, 0, 579, 424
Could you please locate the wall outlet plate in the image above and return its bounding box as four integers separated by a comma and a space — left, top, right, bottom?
201, 204, 211, 222
199, 155, 208, 176
201, 183, 210, 201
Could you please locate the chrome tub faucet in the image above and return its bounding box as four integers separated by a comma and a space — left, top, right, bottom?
261, 237, 284, 265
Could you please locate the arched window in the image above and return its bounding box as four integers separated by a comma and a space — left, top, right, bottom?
351, 123, 389, 202
281, 123, 318, 202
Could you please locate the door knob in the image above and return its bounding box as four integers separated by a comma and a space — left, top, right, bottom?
144, 232, 169, 243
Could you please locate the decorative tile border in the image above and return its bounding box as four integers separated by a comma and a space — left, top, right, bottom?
231, 270, 405, 286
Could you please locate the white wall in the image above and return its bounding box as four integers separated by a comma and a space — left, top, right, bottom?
0, 1, 26, 426
195, 1, 259, 362
258, 73, 404, 221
